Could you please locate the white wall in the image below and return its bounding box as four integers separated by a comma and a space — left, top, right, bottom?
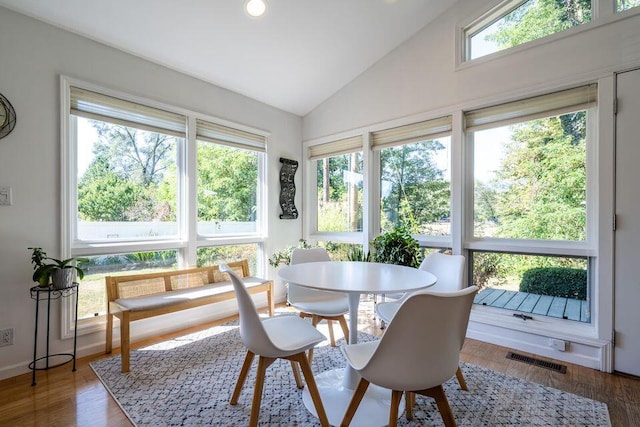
0, 7, 302, 380
303, 0, 640, 370
304, 1, 640, 139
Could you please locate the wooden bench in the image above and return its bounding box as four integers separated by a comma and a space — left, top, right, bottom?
105, 259, 274, 372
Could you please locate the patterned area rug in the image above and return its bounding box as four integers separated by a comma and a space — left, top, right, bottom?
91, 319, 610, 426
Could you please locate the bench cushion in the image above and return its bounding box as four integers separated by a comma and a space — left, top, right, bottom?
114, 276, 270, 312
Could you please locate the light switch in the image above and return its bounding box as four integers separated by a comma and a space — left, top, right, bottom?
0, 187, 12, 206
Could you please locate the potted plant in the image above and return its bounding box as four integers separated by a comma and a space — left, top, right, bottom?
29, 247, 87, 289
371, 227, 422, 268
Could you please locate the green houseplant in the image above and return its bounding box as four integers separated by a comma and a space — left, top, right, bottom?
371, 227, 422, 268
30, 247, 87, 289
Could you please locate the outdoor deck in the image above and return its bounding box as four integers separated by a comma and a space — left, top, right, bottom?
473, 287, 590, 323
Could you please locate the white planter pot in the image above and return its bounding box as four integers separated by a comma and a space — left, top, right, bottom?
52, 269, 76, 290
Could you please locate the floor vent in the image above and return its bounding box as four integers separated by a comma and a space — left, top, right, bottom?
506, 351, 567, 374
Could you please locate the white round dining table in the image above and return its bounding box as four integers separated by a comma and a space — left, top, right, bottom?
278, 261, 436, 427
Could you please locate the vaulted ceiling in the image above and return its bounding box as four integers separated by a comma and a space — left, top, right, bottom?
0, 0, 457, 115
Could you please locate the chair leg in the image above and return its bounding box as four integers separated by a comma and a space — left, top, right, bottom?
105, 312, 113, 354
327, 320, 336, 346
120, 311, 130, 373
417, 385, 456, 427
290, 361, 303, 389
249, 356, 275, 427
340, 378, 370, 427
290, 352, 329, 427
338, 315, 350, 344
405, 392, 413, 420
455, 366, 468, 391
231, 351, 255, 405
388, 390, 403, 427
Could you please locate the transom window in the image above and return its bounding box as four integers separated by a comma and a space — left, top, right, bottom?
465, 0, 592, 61
617, 0, 640, 11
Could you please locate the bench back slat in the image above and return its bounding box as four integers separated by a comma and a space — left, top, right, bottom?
106, 260, 250, 302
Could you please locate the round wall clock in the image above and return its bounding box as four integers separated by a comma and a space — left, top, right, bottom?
0, 93, 17, 139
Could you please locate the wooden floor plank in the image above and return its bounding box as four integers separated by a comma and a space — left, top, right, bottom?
517, 293, 541, 312
491, 290, 518, 308
503, 291, 529, 310
547, 297, 568, 318
565, 298, 582, 321
532, 295, 554, 315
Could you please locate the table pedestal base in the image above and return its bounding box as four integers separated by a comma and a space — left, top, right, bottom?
302, 368, 404, 427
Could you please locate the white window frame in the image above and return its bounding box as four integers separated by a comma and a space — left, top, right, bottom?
60, 76, 268, 338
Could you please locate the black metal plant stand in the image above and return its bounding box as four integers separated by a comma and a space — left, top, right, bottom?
29, 283, 79, 386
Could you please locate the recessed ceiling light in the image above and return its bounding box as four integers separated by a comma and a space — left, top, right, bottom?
245, 0, 267, 18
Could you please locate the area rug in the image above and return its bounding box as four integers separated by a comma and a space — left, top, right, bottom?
91, 319, 610, 426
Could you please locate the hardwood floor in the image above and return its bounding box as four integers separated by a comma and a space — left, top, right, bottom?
1, 305, 638, 427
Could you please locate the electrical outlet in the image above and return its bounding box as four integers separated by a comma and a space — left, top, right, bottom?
0, 328, 14, 347
0, 187, 12, 206
550, 338, 567, 351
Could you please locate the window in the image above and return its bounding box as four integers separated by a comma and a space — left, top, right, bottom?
465, 0, 592, 61
465, 84, 596, 321
71, 88, 185, 242
617, 0, 640, 11
471, 251, 590, 322
310, 136, 364, 233
372, 116, 452, 235
63, 78, 266, 333
196, 120, 265, 237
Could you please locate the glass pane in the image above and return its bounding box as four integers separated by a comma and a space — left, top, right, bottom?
76, 117, 179, 241
317, 153, 363, 232
617, 0, 640, 11
469, 0, 592, 60
77, 250, 177, 320
320, 242, 365, 261
197, 244, 259, 274
197, 141, 259, 236
471, 251, 590, 322
380, 137, 451, 235
473, 111, 587, 241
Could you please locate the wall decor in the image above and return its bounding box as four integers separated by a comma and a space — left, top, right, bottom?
0, 93, 17, 139
279, 157, 298, 219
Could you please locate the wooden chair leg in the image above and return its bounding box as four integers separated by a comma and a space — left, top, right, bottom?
327, 320, 336, 346
249, 356, 275, 427
105, 312, 113, 354
311, 314, 320, 327
388, 390, 403, 427
338, 315, 350, 344
340, 378, 370, 427
405, 391, 413, 420
291, 353, 329, 427
455, 366, 468, 391
290, 361, 303, 389
231, 351, 255, 404
120, 311, 130, 373
418, 385, 456, 427
307, 348, 315, 365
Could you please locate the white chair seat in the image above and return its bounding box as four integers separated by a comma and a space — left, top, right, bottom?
374, 301, 401, 324
262, 315, 326, 356
341, 340, 379, 371
289, 296, 349, 317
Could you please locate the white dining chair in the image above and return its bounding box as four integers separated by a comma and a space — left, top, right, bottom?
340, 286, 479, 427
219, 263, 329, 427
289, 248, 350, 358
375, 252, 468, 390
